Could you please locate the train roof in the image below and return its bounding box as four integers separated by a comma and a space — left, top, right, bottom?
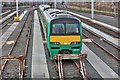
55, 14, 76, 19
39, 5, 80, 22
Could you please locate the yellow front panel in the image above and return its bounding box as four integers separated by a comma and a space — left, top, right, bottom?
50, 36, 80, 45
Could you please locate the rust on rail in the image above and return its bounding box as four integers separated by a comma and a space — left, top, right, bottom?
54, 53, 87, 80
0, 55, 25, 79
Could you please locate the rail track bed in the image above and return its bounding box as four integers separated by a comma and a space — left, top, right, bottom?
1, 8, 33, 78
61, 60, 81, 79
82, 27, 119, 75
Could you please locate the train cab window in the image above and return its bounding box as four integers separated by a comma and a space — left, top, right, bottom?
66, 23, 79, 34
51, 18, 80, 35
52, 24, 65, 34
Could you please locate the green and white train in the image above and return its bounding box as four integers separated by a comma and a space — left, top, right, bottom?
39, 5, 82, 60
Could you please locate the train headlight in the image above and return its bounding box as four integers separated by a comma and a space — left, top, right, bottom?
71, 42, 80, 45
51, 42, 60, 45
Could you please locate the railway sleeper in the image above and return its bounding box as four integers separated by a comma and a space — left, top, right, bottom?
54, 54, 87, 80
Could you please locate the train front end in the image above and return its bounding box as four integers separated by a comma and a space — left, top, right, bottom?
49, 17, 82, 60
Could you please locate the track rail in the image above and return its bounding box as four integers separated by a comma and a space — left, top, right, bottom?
81, 18, 119, 38
0, 10, 32, 79
0, 17, 14, 31
73, 59, 87, 79
1, 10, 11, 18
82, 32, 120, 63
54, 54, 87, 80
83, 27, 120, 50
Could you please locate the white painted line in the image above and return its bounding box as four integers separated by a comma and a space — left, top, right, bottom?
82, 43, 119, 78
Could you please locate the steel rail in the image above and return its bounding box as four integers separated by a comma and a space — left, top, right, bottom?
82, 33, 120, 63
54, 54, 87, 80
54, 55, 64, 80
83, 27, 120, 50
20, 12, 32, 79
22, 11, 33, 78
0, 11, 30, 79
0, 11, 17, 25
0, 17, 14, 30
73, 55, 87, 80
